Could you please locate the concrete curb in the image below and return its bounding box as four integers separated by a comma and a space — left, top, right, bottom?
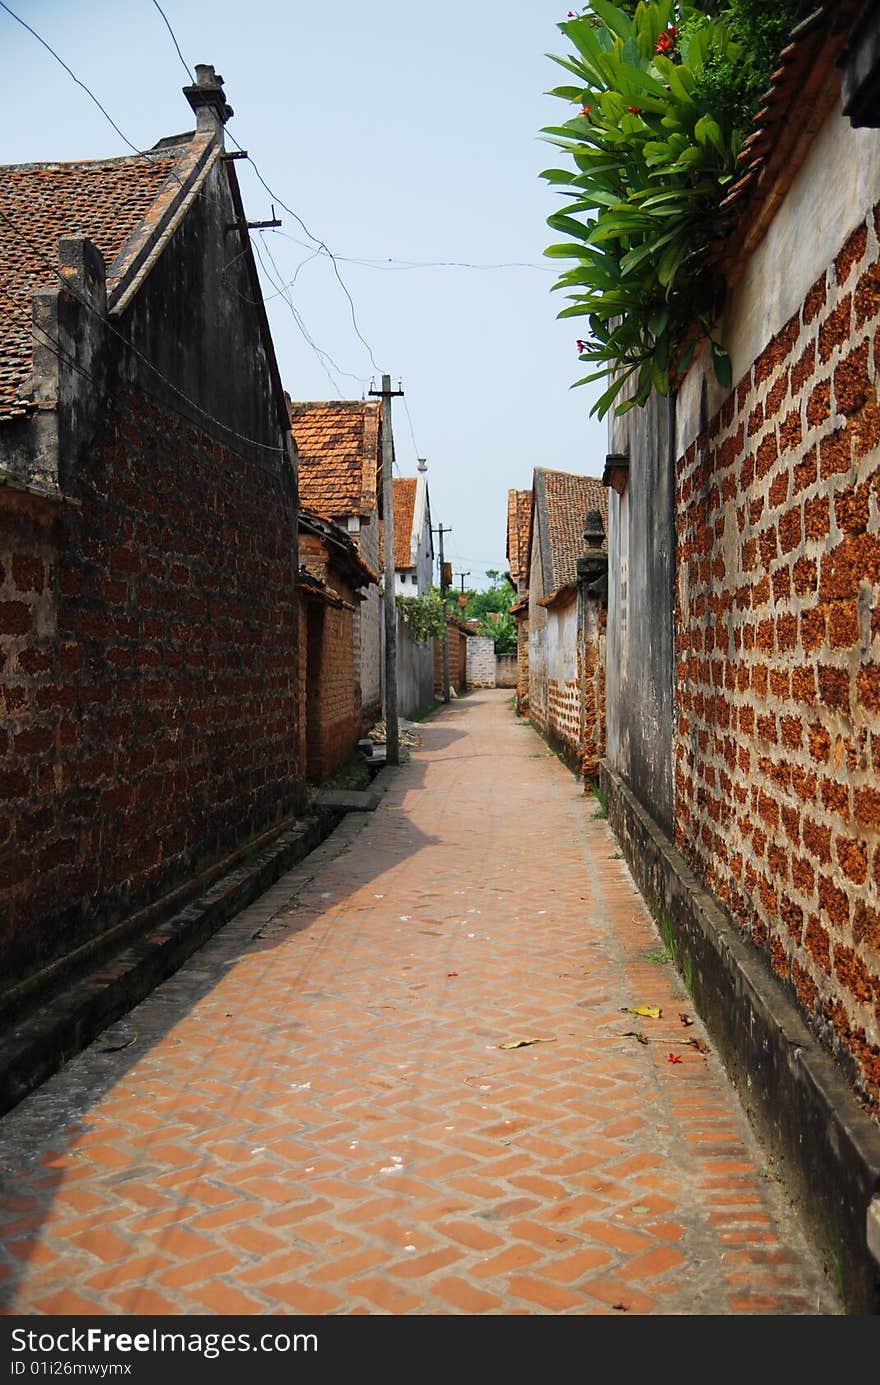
600, 761, 880, 1315
0, 810, 348, 1119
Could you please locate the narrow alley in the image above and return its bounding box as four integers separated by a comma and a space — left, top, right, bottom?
0, 690, 838, 1316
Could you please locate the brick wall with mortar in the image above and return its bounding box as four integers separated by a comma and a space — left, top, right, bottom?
298, 530, 361, 783
0, 385, 299, 987
675, 206, 880, 1114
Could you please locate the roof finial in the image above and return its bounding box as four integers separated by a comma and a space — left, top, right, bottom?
183, 65, 233, 143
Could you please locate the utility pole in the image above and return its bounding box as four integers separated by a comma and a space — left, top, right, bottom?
369, 373, 403, 766
456, 572, 470, 595
433, 523, 452, 702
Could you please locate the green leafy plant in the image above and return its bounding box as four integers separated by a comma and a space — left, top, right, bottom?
479, 608, 517, 654
542, 0, 751, 418
396, 590, 447, 645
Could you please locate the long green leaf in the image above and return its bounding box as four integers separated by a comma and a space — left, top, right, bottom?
589, 0, 632, 41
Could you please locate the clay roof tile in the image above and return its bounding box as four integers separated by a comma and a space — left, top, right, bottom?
0, 147, 191, 421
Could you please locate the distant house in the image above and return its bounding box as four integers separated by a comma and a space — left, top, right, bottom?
381, 466, 436, 716
388, 463, 433, 595
0, 66, 300, 995
526, 467, 607, 770
506, 487, 532, 713
289, 399, 388, 729
297, 510, 377, 782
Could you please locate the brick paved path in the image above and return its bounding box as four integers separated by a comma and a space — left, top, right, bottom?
0, 690, 839, 1315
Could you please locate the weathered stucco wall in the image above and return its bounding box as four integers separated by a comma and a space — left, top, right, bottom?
527, 521, 548, 734
606, 391, 677, 832
396, 612, 434, 717
356, 511, 382, 728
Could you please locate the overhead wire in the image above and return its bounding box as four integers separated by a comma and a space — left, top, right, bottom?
0, 0, 383, 396
251, 236, 344, 399
258, 233, 369, 390
149, 0, 195, 83
144, 0, 382, 374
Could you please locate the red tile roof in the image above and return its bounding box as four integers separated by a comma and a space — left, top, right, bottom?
378, 476, 418, 569
534, 467, 607, 594
289, 399, 382, 519
506, 488, 532, 586
0, 148, 190, 421
716, 1, 860, 288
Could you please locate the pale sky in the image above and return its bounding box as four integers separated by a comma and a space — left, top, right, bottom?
1, 0, 608, 589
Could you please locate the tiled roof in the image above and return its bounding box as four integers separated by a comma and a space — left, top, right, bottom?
534, 467, 607, 594
0, 148, 189, 421
393, 477, 417, 568
716, 0, 860, 288
289, 399, 382, 518
299, 507, 378, 589
506, 488, 532, 585
379, 476, 418, 569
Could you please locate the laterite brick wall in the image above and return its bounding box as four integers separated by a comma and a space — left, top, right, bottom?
579, 596, 606, 782
0, 385, 299, 986
675, 208, 880, 1111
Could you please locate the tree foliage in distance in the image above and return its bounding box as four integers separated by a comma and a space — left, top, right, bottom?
453, 571, 518, 654
541, 1, 810, 419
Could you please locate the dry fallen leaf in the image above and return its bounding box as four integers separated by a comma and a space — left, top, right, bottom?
622, 1005, 662, 1019
497, 1037, 556, 1050
620, 1031, 650, 1046
679, 1012, 694, 1027
686, 1036, 710, 1054
96, 1028, 138, 1053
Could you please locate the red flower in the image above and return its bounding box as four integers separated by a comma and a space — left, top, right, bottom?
667, 25, 677, 38
581, 104, 591, 117
576, 339, 588, 351
667, 1053, 683, 1064
627, 106, 642, 114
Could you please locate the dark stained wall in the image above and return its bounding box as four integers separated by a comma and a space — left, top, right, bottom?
605, 391, 677, 833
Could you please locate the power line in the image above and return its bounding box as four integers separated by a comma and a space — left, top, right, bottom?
258, 233, 369, 389
401, 395, 420, 462
0, 0, 141, 155
146, 0, 382, 372
226, 134, 381, 374
269, 231, 554, 273
146, 0, 383, 375
26, 308, 288, 482
253, 237, 345, 398
2, 0, 382, 385
149, 0, 194, 83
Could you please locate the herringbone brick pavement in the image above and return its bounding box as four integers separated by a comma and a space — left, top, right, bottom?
0, 690, 840, 1314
